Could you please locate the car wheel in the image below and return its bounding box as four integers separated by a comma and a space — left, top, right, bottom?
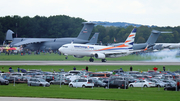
104, 86, 108, 89
143, 85, 148, 88
69, 84, 73, 87
5, 81, 9, 85
46, 84, 50, 87
82, 85, 85, 88
97, 85, 100, 87
157, 85, 161, 87
0, 82, 1, 85
61, 82, 64, 85
50, 82, 53, 85
40, 84, 43, 86
130, 84, 133, 87
118, 87, 121, 89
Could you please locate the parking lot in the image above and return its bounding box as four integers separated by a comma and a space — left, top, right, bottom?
1, 68, 180, 91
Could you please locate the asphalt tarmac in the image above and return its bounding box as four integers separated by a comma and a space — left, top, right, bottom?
0, 61, 180, 65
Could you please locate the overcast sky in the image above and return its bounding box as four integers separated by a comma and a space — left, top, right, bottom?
0, 0, 180, 27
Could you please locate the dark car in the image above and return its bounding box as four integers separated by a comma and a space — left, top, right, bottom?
164, 81, 180, 91
5, 76, 27, 84
164, 84, 180, 91
104, 80, 128, 89
0, 76, 9, 85
92, 78, 106, 87
44, 75, 55, 82
5, 76, 19, 83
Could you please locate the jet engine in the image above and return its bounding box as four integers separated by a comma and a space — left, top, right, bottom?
73, 55, 84, 58
94, 53, 105, 59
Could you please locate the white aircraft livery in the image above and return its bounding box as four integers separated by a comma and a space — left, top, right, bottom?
59, 28, 141, 62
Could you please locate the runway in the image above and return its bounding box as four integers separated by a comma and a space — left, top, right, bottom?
0, 61, 180, 65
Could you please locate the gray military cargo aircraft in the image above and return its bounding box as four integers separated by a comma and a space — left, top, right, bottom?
110, 30, 171, 50
5, 22, 95, 51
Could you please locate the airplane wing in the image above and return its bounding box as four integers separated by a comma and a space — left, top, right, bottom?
13, 39, 53, 46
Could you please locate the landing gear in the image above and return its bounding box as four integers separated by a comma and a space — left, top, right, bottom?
89, 58, 94, 62
101, 59, 106, 62
65, 56, 68, 59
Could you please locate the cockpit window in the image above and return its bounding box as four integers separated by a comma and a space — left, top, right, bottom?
63, 46, 68, 48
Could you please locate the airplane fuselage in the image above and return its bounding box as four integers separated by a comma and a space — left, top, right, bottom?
59, 43, 133, 59
11, 38, 89, 51
155, 43, 180, 49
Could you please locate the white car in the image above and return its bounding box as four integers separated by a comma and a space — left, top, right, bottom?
66, 75, 81, 81
69, 78, 94, 88
129, 80, 155, 87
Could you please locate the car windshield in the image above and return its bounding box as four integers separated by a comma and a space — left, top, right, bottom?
97, 80, 103, 83
143, 79, 150, 82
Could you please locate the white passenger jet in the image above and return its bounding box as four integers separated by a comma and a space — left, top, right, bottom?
59, 28, 144, 62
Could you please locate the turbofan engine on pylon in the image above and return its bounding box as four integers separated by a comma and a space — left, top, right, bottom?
94, 53, 105, 59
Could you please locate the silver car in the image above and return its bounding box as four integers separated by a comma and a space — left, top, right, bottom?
27, 78, 50, 87
0, 76, 9, 85
148, 78, 168, 87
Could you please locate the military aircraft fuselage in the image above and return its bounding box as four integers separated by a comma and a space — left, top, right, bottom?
11, 37, 88, 51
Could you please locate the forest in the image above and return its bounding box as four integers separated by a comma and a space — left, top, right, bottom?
0, 15, 180, 45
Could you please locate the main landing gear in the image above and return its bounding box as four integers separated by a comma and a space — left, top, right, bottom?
65, 56, 68, 59
101, 59, 106, 62
89, 58, 107, 62
89, 58, 94, 62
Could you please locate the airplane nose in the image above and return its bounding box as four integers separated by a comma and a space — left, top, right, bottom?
58, 47, 62, 52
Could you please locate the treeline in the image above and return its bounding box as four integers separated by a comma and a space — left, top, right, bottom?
0, 15, 180, 45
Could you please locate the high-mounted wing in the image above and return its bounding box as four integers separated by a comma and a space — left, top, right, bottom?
13, 38, 53, 46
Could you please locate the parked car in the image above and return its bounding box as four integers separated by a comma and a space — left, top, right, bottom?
0, 73, 10, 79
63, 78, 71, 85
50, 77, 71, 85
89, 73, 110, 79
129, 80, 155, 87
98, 77, 109, 83
10, 73, 26, 77
0, 76, 9, 85
5, 76, 26, 84
69, 78, 94, 88
68, 70, 82, 75
148, 78, 168, 87
164, 80, 180, 91
164, 84, 180, 91
104, 80, 128, 89
44, 75, 55, 82
92, 78, 106, 87
163, 80, 176, 86
27, 78, 50, 87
